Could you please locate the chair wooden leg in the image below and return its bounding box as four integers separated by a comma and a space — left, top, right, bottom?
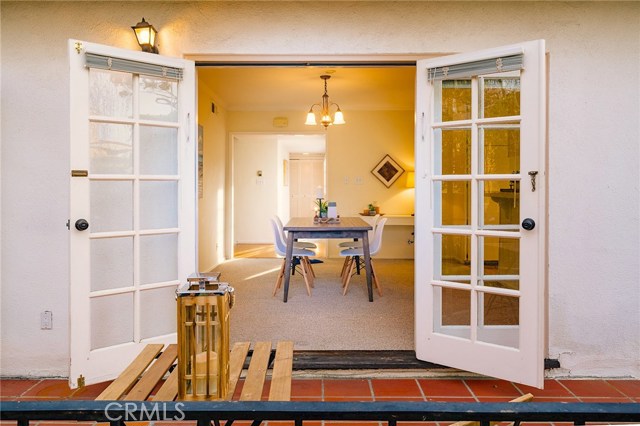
370, 259, 383, 296
303, 257, 314, 287
340, 256, 351, 278
343, 259, 356, 295
273, 259, 286, 296
300, 257, 312, 296
341, 257, 353, 287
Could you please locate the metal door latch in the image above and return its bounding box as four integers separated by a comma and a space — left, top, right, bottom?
528, 171, 539, 192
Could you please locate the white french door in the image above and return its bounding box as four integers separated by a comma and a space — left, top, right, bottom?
68, 40, 196, 387
415, 40, 546, 387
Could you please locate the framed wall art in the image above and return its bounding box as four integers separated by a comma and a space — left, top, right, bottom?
371, 154, 405, 188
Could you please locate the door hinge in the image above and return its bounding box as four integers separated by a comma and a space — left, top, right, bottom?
75, 42, 83, 54
66, 219, 70, 230
77, 374, 85, 388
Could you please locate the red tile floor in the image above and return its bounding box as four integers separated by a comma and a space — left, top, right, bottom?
1, 377, 639, 425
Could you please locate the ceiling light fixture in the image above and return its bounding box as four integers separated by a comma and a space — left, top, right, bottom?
305, 75, 345, 129
131, 18, 158, 54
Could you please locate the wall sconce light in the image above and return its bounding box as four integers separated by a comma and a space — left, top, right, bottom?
131, 18, 158, 54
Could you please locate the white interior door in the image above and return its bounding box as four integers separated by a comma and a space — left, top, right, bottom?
289, 155, 325, 218
68, 40, 196, 387
415, 40, 546, 388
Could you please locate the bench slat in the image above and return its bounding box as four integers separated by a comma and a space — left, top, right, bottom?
151, 368, 179, 401
124, 344, 178, 401
227, 342, 251, 400
268, 341, 293, 401
240, 341, 271, 401
96, 344, 164, 400
449, 393, 534, 426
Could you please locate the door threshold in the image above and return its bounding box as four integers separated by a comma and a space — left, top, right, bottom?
248, 349, 560, 371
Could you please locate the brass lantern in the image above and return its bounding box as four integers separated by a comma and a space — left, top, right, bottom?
131, 18, 158, 54
177, 273, 234, 400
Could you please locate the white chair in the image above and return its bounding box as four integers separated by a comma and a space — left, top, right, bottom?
339, 218, 387, 296
270, 218, 315, 297
338, 214, 380, 277
273, 215, 317, 250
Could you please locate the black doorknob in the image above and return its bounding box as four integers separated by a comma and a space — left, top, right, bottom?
75, 219, 89, 231
522, 218, 535, 231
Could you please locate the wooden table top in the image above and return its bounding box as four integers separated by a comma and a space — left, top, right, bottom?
284, 216, 372, 231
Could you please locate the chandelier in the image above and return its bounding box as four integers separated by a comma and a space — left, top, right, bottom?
305, 75, 345, 128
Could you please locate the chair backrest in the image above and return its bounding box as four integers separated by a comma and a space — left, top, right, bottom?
273, 215, 287, 243
270, 218, 287, 256
369, 217, 387, 256
367, 214, 381, 240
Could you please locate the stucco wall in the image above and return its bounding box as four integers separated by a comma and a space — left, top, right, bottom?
1, 1, 638, 378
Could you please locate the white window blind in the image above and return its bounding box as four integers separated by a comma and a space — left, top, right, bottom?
427, 53, 523, 81
85, 53, 183, 80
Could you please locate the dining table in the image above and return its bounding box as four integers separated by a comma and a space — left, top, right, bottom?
282, 216, 374, 302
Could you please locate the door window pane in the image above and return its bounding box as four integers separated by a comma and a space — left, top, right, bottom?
140, 126, 178, 175
90, 123, 133, 174
140, 286, 177, 339
481, 236, 520, 276
436, 234, 471, 277
139, 77, 178, 122
478, 292, 519, 348
140, 233, 178, 284
91, 237, 133, 292
481, 179, 520, 228
90, 180, 133, 233
91, 293, 134, 350
435, 181, 471, 227
434, 129, 471, 175
481, 128, 520, 175
89, 69, 133, 118
434, 286, 471, 340
435, 80, 472, 122
480, 77, 520, 118
140, 181, 178, 229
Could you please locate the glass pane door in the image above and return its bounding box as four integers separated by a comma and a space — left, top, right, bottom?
415, 40, 546, 388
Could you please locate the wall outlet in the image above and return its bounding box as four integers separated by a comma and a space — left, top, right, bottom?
41, 310, 52, 330
354, 176, 363, 185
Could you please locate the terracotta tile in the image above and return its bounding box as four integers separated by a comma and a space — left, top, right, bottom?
268, 422, 322, 426
290, 379, 323, 398
291, 396, 323, 402
324, 379, 372, 398
21, 379, 75, 399
324, 396, 374, 402
530, 396, 580, 403
463, 379, 521, 398
374, 396, 425, 402
0, 397, 17, 401
513, 380, 573, 399
0, 422, 18, 426
418, 379, 473, 398
577, 397, 634, 403
154, 422, 197, 426
558, 380, 625, 398
606, 380, 640, 398
0, 379, 40, 397
370, 379, 422, 398
476, 396, 529, 402
70, 381, 113, 400
426, 396, 477, 402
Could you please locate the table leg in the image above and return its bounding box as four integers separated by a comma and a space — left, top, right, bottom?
362, 231, 373, 302
283, 232, 295, 303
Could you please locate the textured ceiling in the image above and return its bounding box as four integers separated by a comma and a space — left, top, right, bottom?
197, 66, 416, 112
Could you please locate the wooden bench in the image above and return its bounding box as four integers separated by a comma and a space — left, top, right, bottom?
95, 341, 294, 402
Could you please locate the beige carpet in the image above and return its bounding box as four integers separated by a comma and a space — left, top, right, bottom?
214, 257, 415, 351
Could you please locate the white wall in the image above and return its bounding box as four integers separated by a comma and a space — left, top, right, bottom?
233, 135, 278, 243
1, 1, 638, 378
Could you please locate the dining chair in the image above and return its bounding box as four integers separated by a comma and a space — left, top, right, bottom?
273, 215, 318, 249
270, 218, 315, 297
338, 213, 380, 277
339, 217, 387, 296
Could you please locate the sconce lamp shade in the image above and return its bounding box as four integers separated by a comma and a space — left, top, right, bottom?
305, 109, 317, 125
406, 171, 415, 188
132, 18, 158, 53
333, 108, 345, 125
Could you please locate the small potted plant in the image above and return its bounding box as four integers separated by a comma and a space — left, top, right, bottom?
367, 202, 379, 216
315, 199, 328, 218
